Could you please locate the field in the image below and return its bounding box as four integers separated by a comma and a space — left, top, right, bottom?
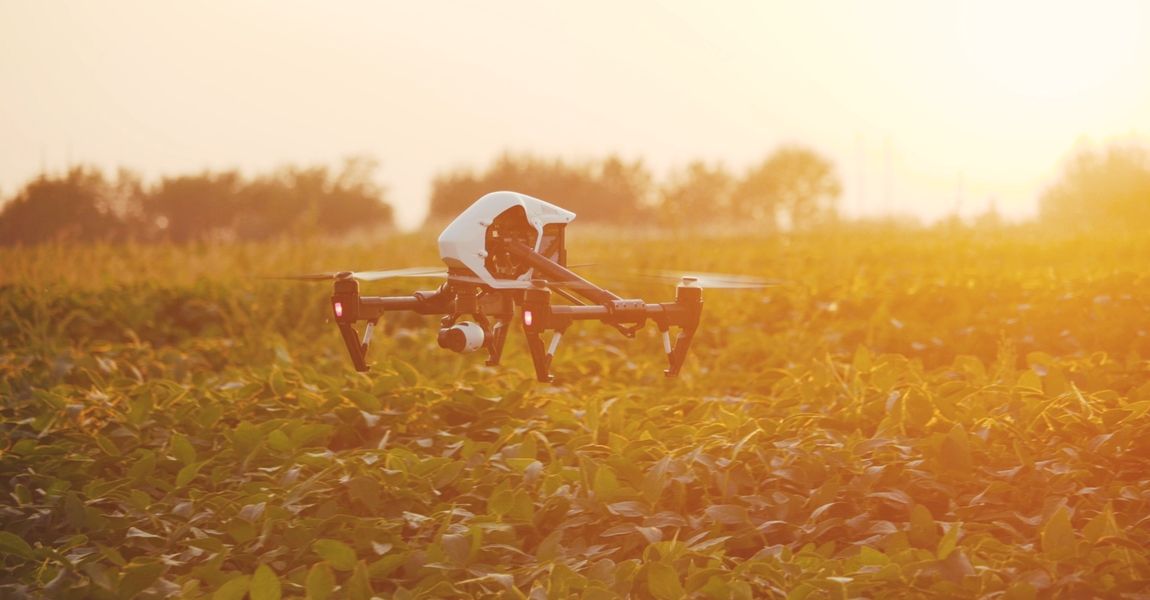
2, 227, 1150, 599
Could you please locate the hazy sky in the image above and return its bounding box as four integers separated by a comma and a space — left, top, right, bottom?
2, 1, 1148, 228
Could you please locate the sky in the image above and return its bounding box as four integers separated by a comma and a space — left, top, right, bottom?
2, 1, 1148, 228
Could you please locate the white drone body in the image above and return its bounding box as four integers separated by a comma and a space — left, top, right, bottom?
438, 191, 576, 289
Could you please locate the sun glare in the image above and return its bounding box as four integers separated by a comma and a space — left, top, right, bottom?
956, 1, 1142, 102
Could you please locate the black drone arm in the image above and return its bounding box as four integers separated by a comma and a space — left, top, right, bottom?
505, 240, 705, 381
331, 276, 454, 372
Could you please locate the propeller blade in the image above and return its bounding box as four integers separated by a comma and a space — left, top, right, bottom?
643, 270, 786, 289
353, 267, 448, 281
266, 267, 447, 282
267, 272, 343, 281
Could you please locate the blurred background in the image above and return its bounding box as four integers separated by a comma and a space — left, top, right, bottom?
1, 0, 1148, 242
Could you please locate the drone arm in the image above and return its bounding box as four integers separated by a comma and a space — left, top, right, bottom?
332, 280, 455, 372
504, 240, 621, 305
521, 281, 704, 380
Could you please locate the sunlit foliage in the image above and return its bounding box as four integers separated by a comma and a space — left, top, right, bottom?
1, 227, 1149, 597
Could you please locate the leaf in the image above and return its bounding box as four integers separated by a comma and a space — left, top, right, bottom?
212, 575, 251, 600
118, 560, 165, 600
171, 433, 196, 465
0, 531, 34, 559
607, 500, 648, 517
305, 562, 335, 600
127, 450, 157, 481
647, 562, 685, 600
267, 429, 293, 453
249, 564, 281, 600
909, 504, 940, 549
704, 504, 749, 525
1041, 506, 1076, 561
344, 390, 381, 412
1083, 502, 1120, 543
238, 502, 266, 522
592, 465, 620, 500
441, 533, 470, 565
313, 538, 357, 571
177, 460, 208, 488
489, 488, 514, 517
939, 425, 972, 472
937, 522, 960, 559
346, 560, 374, 600
392, 359, 421, 386
904, 388, 933, 429
95, 433, 121, 457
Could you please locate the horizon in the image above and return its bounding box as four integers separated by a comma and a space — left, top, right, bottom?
2, 1, 1148, 229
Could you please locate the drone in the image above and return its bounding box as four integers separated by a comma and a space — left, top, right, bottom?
277, 191, 773, 382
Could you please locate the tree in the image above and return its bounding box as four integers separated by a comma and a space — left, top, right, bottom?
145, 171, 243, 242
657, 161, 734, 229
732, 145, 842, 230
425, 153, 653, 226
1040, 143, 1150, 231
0, 167, 138, 244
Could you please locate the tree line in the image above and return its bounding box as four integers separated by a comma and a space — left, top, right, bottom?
0, 157, 394, 245
1, 141, 1146, 245
426, 145, 842, 231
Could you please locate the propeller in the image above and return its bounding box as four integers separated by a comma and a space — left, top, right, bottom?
639, 270, 786, 289
267, 266, 447, 282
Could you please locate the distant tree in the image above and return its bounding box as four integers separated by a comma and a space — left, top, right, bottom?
657, 161, 733, 229
319, 156, 393, 235
1040, 143, 1150, 231
732, 145, 842, 230
145, 171, 243, 242
144, 157, 393, 242
0, 167, 138, 244
425, 152, 652, 225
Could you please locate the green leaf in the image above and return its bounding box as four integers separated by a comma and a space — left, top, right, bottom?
344, 389, 381, 412
392, 359, 420, 386
441, 533, 470, 565
127, 450, 157, 481
939, 425, 972, 472
1041, 506, 1076, 561
704, 504, 749, 525
118, 560, 165, 600
313, 538, 357, 571
489, 488, 514, 517
859, 546, 889, 566
1083, 502, 1120, 543
171, 433, 196, 465
592, 465, 620, 500
607, 500, 648, 517
0, 531, 34, 559
909, 504, 940, 549
346, 560, 374, 600
267, 429, 293, 453
176, 460, 208, 488
647, 562, 685, 600
95, 433, 121, 457
305, 562, 335, 600
249, 564, 281, 600
212, 575, 250, 600
937, 522, 960, 559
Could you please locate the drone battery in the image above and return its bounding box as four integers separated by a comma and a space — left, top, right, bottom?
438, 322, 486, 353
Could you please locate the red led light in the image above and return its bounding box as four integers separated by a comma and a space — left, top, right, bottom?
334, 301, 343, 318
523, 309, 533, 327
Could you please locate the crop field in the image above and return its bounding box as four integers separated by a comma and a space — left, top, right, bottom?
2, 228, 1150, 599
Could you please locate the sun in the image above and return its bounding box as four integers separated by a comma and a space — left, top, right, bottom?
955, 1, 1143, 102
